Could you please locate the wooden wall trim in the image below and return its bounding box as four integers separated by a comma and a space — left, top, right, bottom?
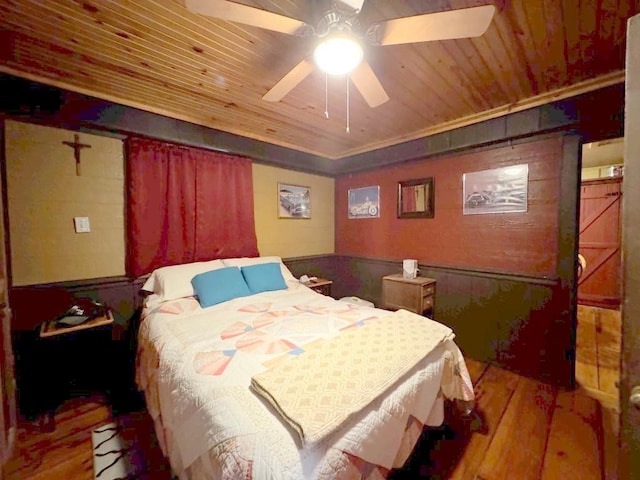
557, 135, 582, 387
8, 255, 572, 386
298, 253, 570, 386
325, 254, 559, 286
0, 74, 625, 177
9, 276, 145, 331
333, 83, 624, 175
0, 74, 332, 176
9, 276, 143, 290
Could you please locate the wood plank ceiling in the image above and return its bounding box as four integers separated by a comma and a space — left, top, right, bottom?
0, 0, 638, 160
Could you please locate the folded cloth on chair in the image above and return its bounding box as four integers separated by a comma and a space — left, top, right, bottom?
250, 309, 455, 446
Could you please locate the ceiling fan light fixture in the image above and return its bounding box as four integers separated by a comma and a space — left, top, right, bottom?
313, 35, 363, 76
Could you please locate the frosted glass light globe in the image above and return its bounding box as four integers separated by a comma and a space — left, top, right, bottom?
313, 36, 363, 76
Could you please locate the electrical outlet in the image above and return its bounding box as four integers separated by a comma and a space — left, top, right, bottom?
73, 216, 91, 233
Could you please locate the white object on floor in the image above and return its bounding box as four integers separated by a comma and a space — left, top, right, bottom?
91, 422, 135, 480
338, 296, 374, 308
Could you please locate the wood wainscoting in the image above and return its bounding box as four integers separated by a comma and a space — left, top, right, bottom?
290, 255, 573, 387
9, 276, 147, 332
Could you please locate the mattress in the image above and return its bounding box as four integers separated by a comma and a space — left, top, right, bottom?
136, 280, 474, 479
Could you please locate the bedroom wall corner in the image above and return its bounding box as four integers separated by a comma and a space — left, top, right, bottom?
252, 164, 335, 258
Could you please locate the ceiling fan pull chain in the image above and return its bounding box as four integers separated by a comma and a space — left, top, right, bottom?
324, 72, 329, 119
346, 75, 350, 133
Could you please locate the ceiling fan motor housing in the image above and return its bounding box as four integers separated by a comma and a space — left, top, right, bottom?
315, 8, 362, 38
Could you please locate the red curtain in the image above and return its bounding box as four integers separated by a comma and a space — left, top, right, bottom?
127, 137, 259, 277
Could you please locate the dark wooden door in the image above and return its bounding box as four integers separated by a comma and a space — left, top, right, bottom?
578, 177, 622, 308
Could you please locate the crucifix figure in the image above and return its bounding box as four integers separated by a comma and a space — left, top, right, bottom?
62, 134, 91, 176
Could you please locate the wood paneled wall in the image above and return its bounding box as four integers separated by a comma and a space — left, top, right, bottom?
9, 277, 145, 332
5, 121, 126, 286
286, 254, 571, 386
336, 136, 564, 278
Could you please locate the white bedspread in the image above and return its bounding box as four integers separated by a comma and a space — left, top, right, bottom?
136, 281, 474, 479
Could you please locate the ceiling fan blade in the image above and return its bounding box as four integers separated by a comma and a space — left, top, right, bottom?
339, 0, 366, 12
350, 61, 389, 108
263, 59, 315, 102
185, 0, 310, 36
368, 5, 496, 46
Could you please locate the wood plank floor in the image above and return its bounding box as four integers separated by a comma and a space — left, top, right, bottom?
3, 360, 608, 480
575, 305, 621, 411
575, 305, 621, 480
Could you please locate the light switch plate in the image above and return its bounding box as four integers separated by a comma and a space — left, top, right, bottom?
73, 216, 91, 233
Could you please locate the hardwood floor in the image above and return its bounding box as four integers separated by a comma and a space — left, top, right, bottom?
575, 305, 621, 411
394, 358, 606, 479
2, 360, 608, 480
2, 393, 171, 480
575, 305, 622, 480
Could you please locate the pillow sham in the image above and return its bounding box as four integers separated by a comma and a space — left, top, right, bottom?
241, 262, 288, 294
142, 259, 226, 303
222, 256, 297, 282
191, 266, 251, 308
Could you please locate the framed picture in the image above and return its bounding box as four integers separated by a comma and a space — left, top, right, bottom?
348, 186, 380, 219
278, 183, 311, 218
462, 164, 528, 215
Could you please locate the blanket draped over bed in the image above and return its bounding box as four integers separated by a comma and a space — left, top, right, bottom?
136, 282, 474, 479
251, 309, 454, 446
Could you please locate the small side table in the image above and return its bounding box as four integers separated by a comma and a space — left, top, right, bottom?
40, 311, 114, 338
28, 312, 116, 430
381, 274, 436, 316
304, 278, 333, 296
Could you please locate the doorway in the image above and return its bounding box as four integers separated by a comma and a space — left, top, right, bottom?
575, 137, 623, 477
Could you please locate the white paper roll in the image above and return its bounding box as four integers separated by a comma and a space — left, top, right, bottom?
403, 259, 418, 279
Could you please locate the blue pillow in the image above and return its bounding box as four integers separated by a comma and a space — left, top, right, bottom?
241, 262, 288, 294
191, 267, 251, 308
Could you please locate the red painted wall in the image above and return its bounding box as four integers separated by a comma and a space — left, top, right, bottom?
335, 137, 563, 278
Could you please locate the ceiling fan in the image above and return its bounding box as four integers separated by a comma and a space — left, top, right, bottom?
185, 0, 496, 108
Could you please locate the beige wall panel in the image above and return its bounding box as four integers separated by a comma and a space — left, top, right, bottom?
5, 121, 125, 285
252, 164, 334, 258
581, 167, 603, 180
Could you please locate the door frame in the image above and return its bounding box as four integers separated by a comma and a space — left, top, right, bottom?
620, 12, 640, 479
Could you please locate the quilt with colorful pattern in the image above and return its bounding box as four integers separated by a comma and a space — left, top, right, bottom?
136, 281, 474, 480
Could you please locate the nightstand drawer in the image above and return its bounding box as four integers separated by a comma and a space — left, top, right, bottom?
423, 295, 433, 310
422, 284, 435, 297
382, 274, 436, 316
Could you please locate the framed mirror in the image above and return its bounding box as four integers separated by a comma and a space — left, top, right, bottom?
397, 177, 435, 218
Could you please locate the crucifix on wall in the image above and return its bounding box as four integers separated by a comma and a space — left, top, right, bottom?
62, 134, 91, 176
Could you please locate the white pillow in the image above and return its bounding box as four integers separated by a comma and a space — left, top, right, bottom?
142, 259, 226, 302
221, 256, 297, 282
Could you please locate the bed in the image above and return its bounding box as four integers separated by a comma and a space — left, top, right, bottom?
135, 256, 474, 479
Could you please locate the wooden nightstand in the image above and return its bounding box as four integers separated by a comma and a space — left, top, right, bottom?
18, 311, 117, 429
305, 278, 333, 296
381, 274, 436, 316
40, 311, 114, 338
